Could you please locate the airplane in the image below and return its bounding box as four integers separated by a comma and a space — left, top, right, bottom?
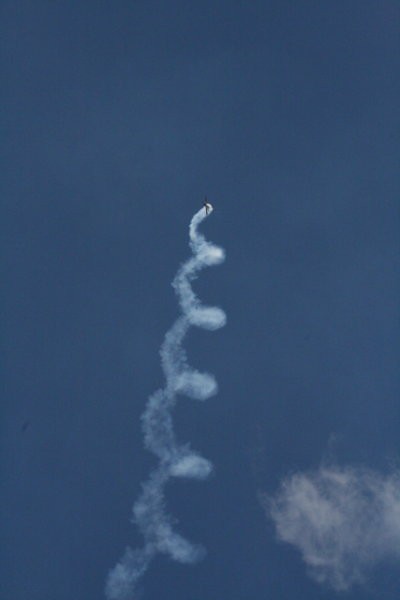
203, 197, 213, 215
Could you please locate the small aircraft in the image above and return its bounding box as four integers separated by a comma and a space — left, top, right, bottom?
203, 197, 213, 215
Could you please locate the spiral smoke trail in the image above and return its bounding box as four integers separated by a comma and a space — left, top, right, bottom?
105, 207, 226, 600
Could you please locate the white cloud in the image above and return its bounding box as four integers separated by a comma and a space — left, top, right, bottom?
264, 466, 400, 591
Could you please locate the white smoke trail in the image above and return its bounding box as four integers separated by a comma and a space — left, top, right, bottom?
105, 207, 226, 600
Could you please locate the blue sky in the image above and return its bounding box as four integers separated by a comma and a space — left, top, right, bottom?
1, 2, 399, 599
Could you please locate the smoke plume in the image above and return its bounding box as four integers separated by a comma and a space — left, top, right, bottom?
105, 208, 226, 599
264, 465, 400, 591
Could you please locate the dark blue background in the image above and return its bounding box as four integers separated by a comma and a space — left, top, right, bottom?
2, 2, 399, 599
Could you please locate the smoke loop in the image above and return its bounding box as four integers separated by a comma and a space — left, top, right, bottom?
106, 207, 226, 599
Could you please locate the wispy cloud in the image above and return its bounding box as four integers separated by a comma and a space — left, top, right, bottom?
105, 207, 226, 599
264, 465, 400, 591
